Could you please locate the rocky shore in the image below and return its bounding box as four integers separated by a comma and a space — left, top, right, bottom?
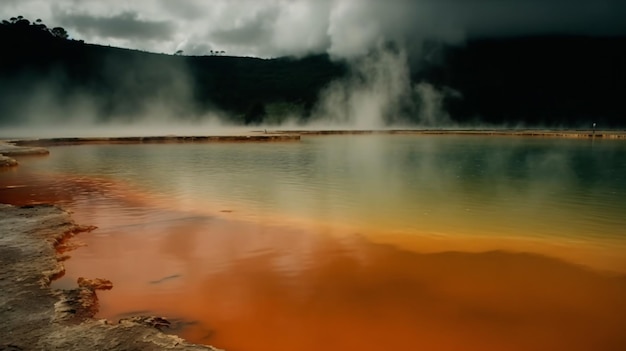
0, 143, 49, 167
11, 134, 301, 147
1, 134, 301, 166
0, 204, 220, 351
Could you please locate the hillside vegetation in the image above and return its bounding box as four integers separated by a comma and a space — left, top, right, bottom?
1, 17, 625, 127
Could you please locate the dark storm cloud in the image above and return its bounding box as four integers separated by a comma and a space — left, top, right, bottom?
350, 0, 626, 43
451, 0, 626, 37
54, 10, 176, 41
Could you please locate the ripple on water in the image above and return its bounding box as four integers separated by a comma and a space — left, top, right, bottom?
3, 136, 626, 351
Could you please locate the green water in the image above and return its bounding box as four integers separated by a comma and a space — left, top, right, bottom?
26, 135, 626, 235
5, 134, 626, 266
5, 134, 626, 351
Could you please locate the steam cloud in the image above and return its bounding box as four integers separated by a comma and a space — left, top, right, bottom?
2, 0, 624, 135
4, 0, 624, 57
310, 44, 452, 129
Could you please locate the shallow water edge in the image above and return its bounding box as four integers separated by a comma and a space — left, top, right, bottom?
0, 203, 218, 350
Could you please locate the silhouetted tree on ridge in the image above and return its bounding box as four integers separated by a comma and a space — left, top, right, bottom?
50, 27, 68, 39
0, 15, 70, 41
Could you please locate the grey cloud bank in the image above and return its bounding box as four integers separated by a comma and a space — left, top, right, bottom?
2, 0, 625, 58
55, 11, 176, 41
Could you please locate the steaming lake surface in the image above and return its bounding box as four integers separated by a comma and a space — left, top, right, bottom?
2, 134, 626, 351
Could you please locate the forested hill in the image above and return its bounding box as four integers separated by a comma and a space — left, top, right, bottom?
1, 16, 625, 127
0, 17, 347, 126
418, 36, 626, 127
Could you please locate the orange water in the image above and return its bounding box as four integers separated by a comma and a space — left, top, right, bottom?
2, 136, 626, 351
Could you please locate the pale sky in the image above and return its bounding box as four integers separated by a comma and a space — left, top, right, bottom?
2, 0, 625, 58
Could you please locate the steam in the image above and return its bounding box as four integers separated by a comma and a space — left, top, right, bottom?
0, 51, 241, 138
0, 45, 456, 138
308, 44, 452, 129
414, 82, 452, 127
0, 1, 562, 135
311, 46, 407, 128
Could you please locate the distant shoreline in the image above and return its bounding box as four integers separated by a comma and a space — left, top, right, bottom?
2, 129, 625, 166
5, 129, 626, 148
272, 129, 626, 138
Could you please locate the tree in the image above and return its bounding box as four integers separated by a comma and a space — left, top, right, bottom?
33, 20, 47, 31
15, 18, 30, 27
50, 26, 68, 39
174, 50, 183, 56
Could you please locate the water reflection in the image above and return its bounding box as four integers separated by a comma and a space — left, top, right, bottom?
2, 135, 626, 351
47, 195, 626, 351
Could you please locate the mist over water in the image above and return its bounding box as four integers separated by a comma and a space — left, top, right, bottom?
0, 38, 457, 137
310, 45, 451, 128
0, 51, 233, 138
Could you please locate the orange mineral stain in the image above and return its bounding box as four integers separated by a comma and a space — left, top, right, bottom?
55, 203, 626, 351
2, 148, 626, 351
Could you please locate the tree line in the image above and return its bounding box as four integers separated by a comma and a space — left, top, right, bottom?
1, 15, 69, 40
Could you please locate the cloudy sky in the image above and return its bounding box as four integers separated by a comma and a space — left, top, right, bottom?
2, 0, 625, 58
